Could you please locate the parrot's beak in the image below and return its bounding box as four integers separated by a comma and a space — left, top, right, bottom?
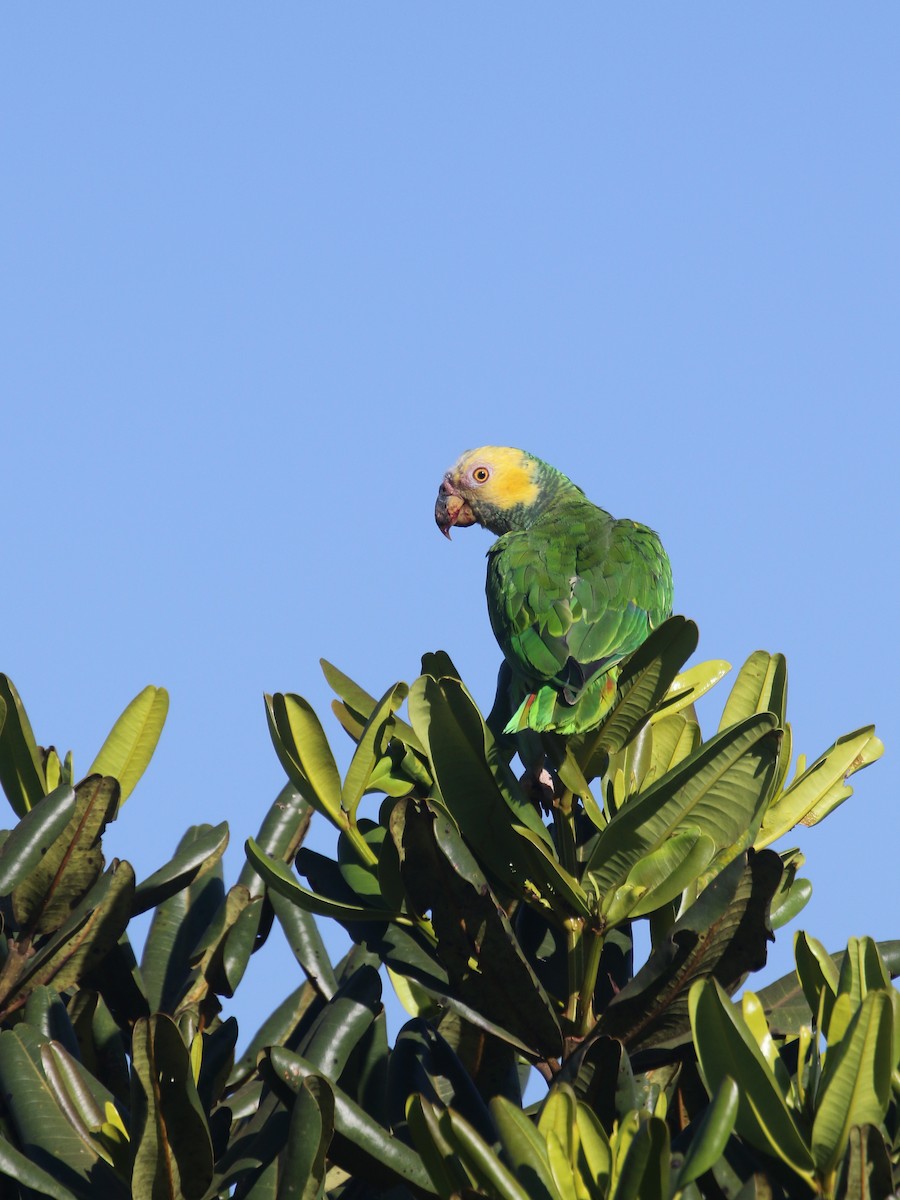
435, 478, 476, 538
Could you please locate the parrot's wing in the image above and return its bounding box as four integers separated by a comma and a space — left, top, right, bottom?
487, 513, 672, 701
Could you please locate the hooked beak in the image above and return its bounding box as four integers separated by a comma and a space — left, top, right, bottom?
435, 478, 476, 538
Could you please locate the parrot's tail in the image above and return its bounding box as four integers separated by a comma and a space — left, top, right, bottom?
503, 669, 619, 735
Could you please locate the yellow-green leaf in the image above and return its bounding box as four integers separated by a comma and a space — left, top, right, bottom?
88, 685, 168, 804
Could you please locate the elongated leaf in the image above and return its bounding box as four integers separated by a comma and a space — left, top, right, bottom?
132, 820, 229, 915
321, 658, 424, 753
141, 827, 226, 1014
0, 1133, 85, 1200
811, 991, 894, 1175
407, 673, 552, 892
9, 859, 136, 1011
718, 652, 787, 731
341, 683, 406, 818
269, 888, 337, 1000
651, 659, 731, 723
613, 1115, 670, 1200
395, 797, 562, 1057
298, 963, 381, 1080
580, 616, 699, 763
675, 1076, 740, 1187
441, 1105, 533, 1200
87, 685, 168, 803
490, 1096, 559, 1200
237, 781, 313, 892
246, 838, 396, 921
689, 978, 815, 1182
130, 1014, 214, 1200
0, 675, 47, 816
585, 714, 779, 896
512, 824, 593, 920
0, 783, 76, 893
406, 1093, 473, 1199
265, 1045, 437, 1194
0, 1027, 123, 1196
758, 726, 883, 848
265, 693, 343, 825
833, 1124, 894, 1200
645, 712, 702, 785
757, 940, 900, 1036
608, 828, 716, 922
40, 1040, 107, 1143
11, 774, 120, 935
277, 1074, 335, 1200
590, 852, 782, 1052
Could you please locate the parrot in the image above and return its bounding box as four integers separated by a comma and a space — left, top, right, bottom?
434, 446, 673, 735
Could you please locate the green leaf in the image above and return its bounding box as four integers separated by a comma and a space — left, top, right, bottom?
87, 685, 168, 803
265, 1045, 437, 1194
811, 990, 894, 1176
394, 797, 563, 1058
320, 658, 424, 753
612, 1115, 670, 1200
276, 1074, 335, 1200
795, 931, 840, 1036
407, 673, 552, 891
0, 1026, 124, 1196
11, 774, 120, 936
265, 693, 343, 825
580, 616, 699, 763
644, 712, 702, 785
650, 659, 731, 723
0, 1133, 86, 1200
512, 824, 593, 920
269, 888, 338, 1000
675, 1076, 740, 1188
140, 827, 226, 1014
757, 726, 883, 848
246, 838, 396, 921
584, 714, 780, 899
131, 820, 229, 915
769, 875, 812, 932
0, 783, 76, 893
718, 651, 787, 731
0, 674, 47, 816
689, 978, 815, 1183
341, 682, 407, 818
298, 963, 381, 1080
130, 1014, 214, 1200
237, 781, 314, 894
9, 860, 136, 1013
608, 827, 716, 922
833, 1124, 894, 1200
592, 851, 783, 1053
440, 1105, 533, 1200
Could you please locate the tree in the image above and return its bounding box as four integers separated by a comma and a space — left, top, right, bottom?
0, 619, 892, 1199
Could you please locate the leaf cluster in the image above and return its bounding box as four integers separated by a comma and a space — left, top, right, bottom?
0, 620, 891, 1200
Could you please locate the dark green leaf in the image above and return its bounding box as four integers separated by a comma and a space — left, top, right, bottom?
0, 784, 76, 893
130, 1014, 214, 1200
131, 820, 229, 916
11, 774, 120, 936
264, 1046, 437, 1194
0, 675, 47, 817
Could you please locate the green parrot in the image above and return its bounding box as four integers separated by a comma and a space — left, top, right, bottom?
435, 446, 673, 735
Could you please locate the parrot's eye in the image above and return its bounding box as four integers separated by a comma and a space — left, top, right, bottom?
472, 466, 490, 484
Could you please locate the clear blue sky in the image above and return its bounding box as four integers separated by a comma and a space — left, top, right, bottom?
2, 6, 897, 1050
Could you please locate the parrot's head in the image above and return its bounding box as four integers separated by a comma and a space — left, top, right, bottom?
435, 446, 562, 537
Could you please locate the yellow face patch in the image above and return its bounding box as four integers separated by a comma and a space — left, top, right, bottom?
452, 446, 540, 510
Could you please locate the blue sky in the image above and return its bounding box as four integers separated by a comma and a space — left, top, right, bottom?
2, 6, 897, 1053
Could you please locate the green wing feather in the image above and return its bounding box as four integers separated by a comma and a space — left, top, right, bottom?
486, 499, 673, 734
